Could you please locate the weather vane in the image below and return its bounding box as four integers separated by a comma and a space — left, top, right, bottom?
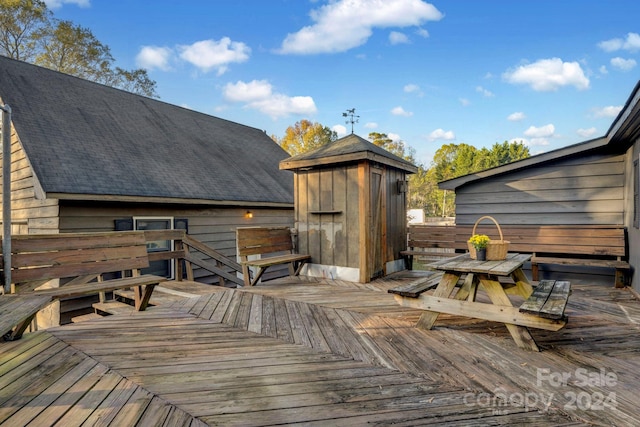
342, 108, 359, 134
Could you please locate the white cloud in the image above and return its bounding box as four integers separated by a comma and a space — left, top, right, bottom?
391, 106, 413, 117
610, 57, 637, 71
44, 0, 90, 8
179, 38, 250, 75
404, 83, 423, 96
428, 128, 455, 141
577, 127, 598, 138
278, 0, 443, 54
507, 112, 526, 121
503, 58, 589, 91
592, 105, 622, 118
364, 122, 378, 129
599, 65, 608, 74
598, 32, 640, 52
459, 98, 470, 106
524, 124, 555, 138
416, 28, 429, 38
223, 80, 317, 119
136, 46, 173, 71
476, 86, 494, 97
388, 132, 401, 141
389, 31, 410, 45
333, 124, 348, 136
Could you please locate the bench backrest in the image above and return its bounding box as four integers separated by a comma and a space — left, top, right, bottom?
1, 231, 150, 288
454, 225, 627, 258
407, 225, 456, 249
237, 226, 294, 257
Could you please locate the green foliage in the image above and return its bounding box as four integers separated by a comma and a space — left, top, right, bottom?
368, 132, 417, 164
0, 0, 158, 97
275, 119, 337, 156
0, 0, 49, 61
410, 140, 530, 217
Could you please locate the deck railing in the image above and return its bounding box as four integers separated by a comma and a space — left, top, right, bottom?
141, 230, 244, 287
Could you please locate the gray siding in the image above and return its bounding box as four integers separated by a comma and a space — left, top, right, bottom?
455, 153, 625, 226
624, 141, 640, 290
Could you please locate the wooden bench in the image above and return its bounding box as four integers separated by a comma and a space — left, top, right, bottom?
1, 231, 167, 340
454, 224, 630, 288
401, 224, 457, 269
237, 226, 311, 286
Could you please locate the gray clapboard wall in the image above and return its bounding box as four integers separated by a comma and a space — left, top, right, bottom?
454, 152, 625, 226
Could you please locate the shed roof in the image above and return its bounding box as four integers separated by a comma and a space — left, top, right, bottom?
440, 79, 640, 191
0, 56, 294, 206
279, 133, 418, 173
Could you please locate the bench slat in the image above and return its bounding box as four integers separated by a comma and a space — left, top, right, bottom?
388, 273, 444, 297
31, 275, 165, 300
519, 280, 571, 320
241, 254, 311, 269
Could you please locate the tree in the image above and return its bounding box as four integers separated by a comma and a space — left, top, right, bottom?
275, 120, 337, 156
0, 0, 158, 97
412, 141, 531, 216
36, 20, 114, 83
0, 0, 49, 61
368, 132, 416, 163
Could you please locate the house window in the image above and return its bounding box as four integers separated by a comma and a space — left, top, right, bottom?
134, 217, 174, 278
634, 158, 639, 229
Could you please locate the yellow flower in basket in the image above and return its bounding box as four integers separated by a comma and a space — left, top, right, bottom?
468, 234, 490, 250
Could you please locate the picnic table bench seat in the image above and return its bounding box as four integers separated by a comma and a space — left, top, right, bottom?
237, 226, 311, 286
519, 279, 571, 321
0, 294, 53, 341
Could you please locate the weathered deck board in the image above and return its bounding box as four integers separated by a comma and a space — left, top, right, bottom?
2, 272, 639, 425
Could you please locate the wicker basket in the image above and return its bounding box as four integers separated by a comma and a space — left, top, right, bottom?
467, 216, 510, 260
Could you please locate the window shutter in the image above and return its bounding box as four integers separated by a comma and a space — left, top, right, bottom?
115, 218, 133, 231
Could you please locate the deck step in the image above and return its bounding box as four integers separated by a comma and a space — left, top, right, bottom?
71, 312, 104, 323
93, 300, 135, 316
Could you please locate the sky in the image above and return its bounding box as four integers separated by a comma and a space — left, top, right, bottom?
45, 0, 640, 166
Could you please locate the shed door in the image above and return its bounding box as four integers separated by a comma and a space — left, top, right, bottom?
370, 168, 384, 279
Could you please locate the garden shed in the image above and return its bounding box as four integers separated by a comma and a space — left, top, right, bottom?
280, 134, 418, 283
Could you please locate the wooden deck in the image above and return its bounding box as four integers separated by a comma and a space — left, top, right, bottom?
1, 272, 639, 426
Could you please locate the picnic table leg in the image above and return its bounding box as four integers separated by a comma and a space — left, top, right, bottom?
453, 274, 477, 301
416, 272, 461, 330
510, 268, 533, 298
480, 276, 540, 352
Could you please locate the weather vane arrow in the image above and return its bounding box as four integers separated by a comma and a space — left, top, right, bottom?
342, 108, 359, 134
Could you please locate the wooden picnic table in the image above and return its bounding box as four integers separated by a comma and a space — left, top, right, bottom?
394, 253, 569, 351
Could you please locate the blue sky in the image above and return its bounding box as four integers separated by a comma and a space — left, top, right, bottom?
46, 0, 640, 166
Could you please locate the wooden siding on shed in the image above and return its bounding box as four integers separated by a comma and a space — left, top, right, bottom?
294, 165, 360, 268
454, 153, 625, 225
385, 167, 408, 260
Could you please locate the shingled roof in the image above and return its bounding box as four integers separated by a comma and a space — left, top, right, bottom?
279, 133, 418, 173
0, 56, 293, 206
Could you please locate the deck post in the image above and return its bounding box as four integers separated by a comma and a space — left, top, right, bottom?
2, 104, 11, 294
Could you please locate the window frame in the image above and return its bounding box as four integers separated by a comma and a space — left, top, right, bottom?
133, 216, 175, 279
